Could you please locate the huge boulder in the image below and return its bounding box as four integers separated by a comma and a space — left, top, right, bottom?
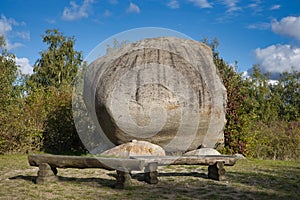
84, 37, 226, 152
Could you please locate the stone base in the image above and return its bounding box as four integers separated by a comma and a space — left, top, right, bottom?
113, 170, 132, 189
36, 163, 58, 184
208, 161, 226, 181
144, 162, 158, 184
36, 175, 58, 184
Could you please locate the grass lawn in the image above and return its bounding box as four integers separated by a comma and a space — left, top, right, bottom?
0, 154, 299, 200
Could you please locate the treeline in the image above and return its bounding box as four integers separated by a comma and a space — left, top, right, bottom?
0, 30, 85, 154
205, 39, 300, 160
0, 31, 299, 160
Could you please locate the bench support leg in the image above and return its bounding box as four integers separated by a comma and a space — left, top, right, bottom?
144, 162, 158, 184
114, 170, 131, 189
36, 163, 58, 184
51, 166, 58, 175
208, 161, 226, 181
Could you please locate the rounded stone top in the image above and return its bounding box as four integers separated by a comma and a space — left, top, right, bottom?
101, 140, 166, 158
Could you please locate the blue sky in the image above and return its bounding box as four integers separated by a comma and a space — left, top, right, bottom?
1, 0, 300, 75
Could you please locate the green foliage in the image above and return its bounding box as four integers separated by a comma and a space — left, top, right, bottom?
243, 67, 280, 123
26, 29, 85, 154
42, 84, 85, 154
29, 29, 82, 88
242, 66, 299, 123
275, 70, 300, 121
216, 59, 248, 154
247, 121, 300, 160
0, 35, 6, 48
243, 68, 300, 160
0, 38, 19, 109
204, 38, 250, 154
0, 30, 85, 154
0, 100, 44, 153
0, 36, 24, 153
204, 38, 299, 159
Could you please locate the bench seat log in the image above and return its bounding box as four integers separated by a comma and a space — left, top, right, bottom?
130, 155, 238, 166
28, 154, 145, 171
131, 155, 238, 182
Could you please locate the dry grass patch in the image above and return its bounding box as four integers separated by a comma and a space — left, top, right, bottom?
0, 154, 299, 199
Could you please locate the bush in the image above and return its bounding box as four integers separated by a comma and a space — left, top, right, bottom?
42, 85, 85, 154
0, 84, 86, 154
247, 121, 300, 160
0, 102, 44, 154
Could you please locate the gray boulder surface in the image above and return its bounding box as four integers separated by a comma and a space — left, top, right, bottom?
84, 37, 226, 152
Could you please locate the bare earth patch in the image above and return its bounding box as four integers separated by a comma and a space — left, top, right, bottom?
0, 155, 299, 199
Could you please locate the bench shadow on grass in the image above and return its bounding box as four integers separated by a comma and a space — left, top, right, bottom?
106, 171, 208, 182
9, 174, 116, 187
9, 175, 36, 183
106, 169, 298, 199
106, 171, 208, 180
147, 172, 298, 199
57, 176, 116, 187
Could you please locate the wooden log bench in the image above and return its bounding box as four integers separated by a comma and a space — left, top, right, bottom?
28, 154, 145, 188
28, 154, 238, 189
130, 155, 238, 183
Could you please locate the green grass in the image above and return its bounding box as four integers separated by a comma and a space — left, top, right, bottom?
0, 154, 299, 200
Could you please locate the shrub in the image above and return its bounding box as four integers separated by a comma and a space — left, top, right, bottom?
42, 85, 85, 154
0, 102, 44, 154
247, 121, 300, 160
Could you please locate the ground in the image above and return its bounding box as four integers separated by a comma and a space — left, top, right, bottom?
0, 155, 299, 200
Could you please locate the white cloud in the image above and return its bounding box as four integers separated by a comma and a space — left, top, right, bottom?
253, 16, 300, 74
103, 9, 112, 17
271, 16, 300, 41
167, 0, 180, 9
0, 15, 14, 36
255, 44, 300, 73
188, 0, 212, 8
222, 0, 241, 13
247, 1, 262, 8
15, 31, 30, 41
242, 71, 249, 78
215, 0, 242, 23
6, 42, 23, 50
62, 0, 95, 21
127, 2, 140, 13
108, 0, 118, 4
247, 0, 263, 13
15, 57, 33, 75
246, 22, 270, 30
270, 4, 281, 10
46, 19, 56, 24
0, 15, 28, 50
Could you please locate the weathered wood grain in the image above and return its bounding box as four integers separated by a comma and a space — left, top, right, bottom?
28, 154, 145, 171
130, 155, 238, 166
